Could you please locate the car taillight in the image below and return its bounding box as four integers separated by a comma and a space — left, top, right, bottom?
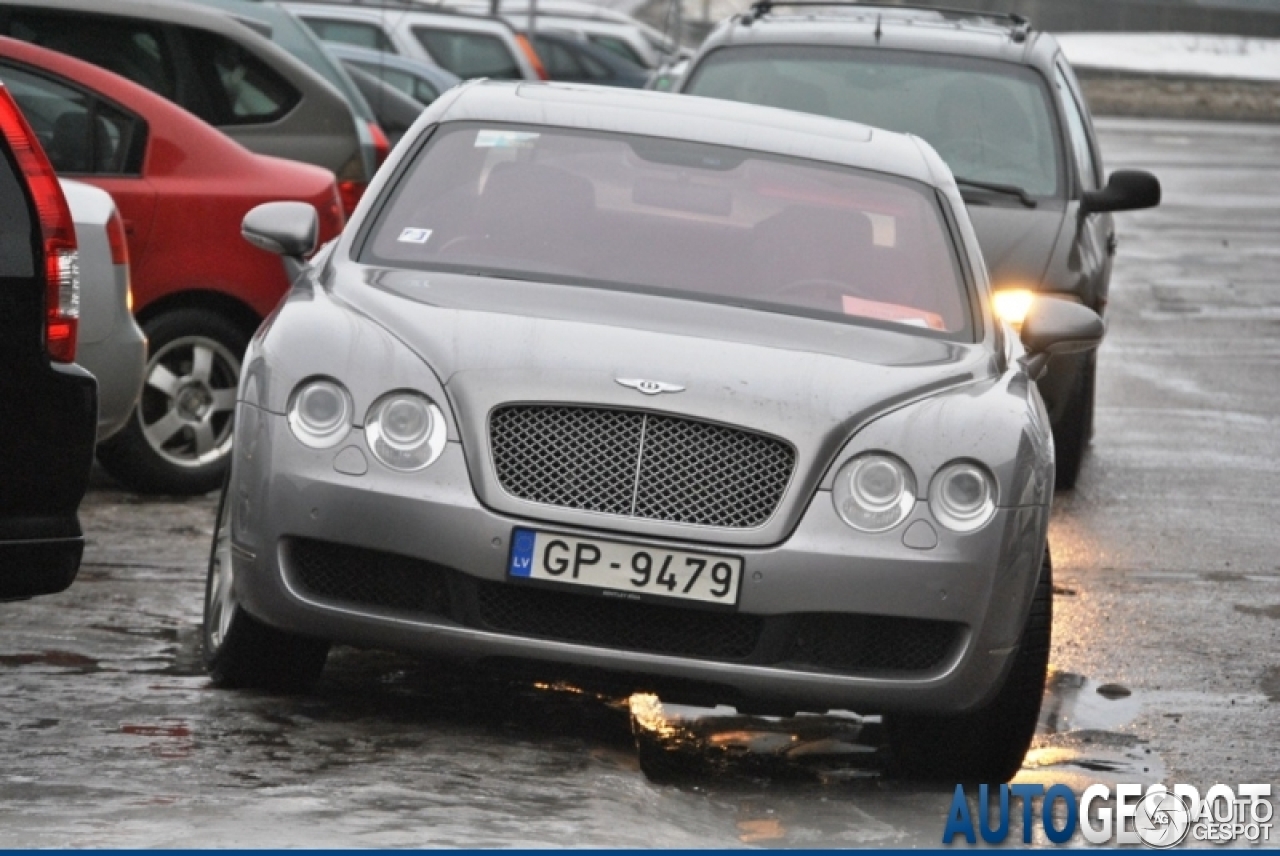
515, 34, 550, 81
336, 150, 367, 218
0, 88, 79, 362
337, 181, 365, 218
106, 208, 129, 266
369, 121, 390, 167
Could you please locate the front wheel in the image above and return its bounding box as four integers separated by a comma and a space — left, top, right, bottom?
1051, 354, 1096, 491
202, 476, 329, 692
97, 308, 250, 495
886, 546, 1052, 783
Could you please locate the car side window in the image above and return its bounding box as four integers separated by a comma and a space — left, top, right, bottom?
412, 28, 520, 80
578, 49, 612, 81
412, 76, 441, 105
355, 63, 440, 106
1055, 65, 1099, 191
301, 17, 395, 53
0, 62, 147, 176
588, 34, 646, 68
5, 10, 178, 100
535, 38, 584, 79
182, 29, 301, 125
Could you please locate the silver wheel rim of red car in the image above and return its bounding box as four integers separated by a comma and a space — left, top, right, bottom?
140, 335, 240, 470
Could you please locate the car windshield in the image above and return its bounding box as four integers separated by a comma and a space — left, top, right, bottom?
685, 46, 1063, 199
362, 123, 974, 338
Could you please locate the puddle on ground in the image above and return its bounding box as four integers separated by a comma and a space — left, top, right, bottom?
625, 669, 1158, 786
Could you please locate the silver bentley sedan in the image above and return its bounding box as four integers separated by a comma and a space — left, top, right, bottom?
205, 80, 1104, 782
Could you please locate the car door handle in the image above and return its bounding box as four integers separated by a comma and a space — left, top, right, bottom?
1106, 233, 1118, 256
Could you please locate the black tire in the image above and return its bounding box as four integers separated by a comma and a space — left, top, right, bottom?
202, 475, 329, 692
97, 308, 252, 495
887, 546, 1052, 783
1051, 354, 1096, 491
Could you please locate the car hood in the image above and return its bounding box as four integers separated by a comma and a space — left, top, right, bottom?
322, 265, 998, 543
966, 204, 1066, 288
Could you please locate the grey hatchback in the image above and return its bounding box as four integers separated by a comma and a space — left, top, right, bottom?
204, 81, 1106, 782
677, 2, 1161, 488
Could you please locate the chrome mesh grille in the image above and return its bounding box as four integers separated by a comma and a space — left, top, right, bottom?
489, 405, 794, 528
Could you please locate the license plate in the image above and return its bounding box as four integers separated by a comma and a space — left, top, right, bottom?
507, 528, 742, 608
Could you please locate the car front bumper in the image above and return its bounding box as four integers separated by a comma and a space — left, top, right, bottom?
230, 404, 1049, 715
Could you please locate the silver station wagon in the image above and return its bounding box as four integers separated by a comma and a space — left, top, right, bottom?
204, 81, 1104, 782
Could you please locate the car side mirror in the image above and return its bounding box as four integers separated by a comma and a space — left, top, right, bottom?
243, 201, 318, 258
243, 202, 319, 283
1080, 169, 1161, 215
1019, 298, 1105, 379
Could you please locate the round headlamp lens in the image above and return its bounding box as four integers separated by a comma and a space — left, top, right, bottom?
365, 391, 445, 471
381, 397, 432, 449
930, 461, 997, 532
832, 454, 916, 533
287, 379, 351, 449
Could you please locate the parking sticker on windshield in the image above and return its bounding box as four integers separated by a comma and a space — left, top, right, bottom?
475, 130, 540, 149
397, 227, 433, 244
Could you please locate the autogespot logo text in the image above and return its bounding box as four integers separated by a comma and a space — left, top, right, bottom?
942, 783, 1274, 847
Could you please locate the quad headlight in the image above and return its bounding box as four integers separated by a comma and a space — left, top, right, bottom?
287, 378, 352, 449
929, 461, 997, 533
832, 453, 917, 532
364, 391, 447, 471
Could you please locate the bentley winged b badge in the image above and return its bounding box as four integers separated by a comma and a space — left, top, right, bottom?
615, 377, 686, 396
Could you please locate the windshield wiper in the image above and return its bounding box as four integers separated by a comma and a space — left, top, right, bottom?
954, 177, 1037, 209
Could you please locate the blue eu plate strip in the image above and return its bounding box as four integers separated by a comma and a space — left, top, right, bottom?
508, 528, 536, 577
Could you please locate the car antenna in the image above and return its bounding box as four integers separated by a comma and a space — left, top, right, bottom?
874, 13, 881, 42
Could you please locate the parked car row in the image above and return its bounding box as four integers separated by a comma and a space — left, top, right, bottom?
0, 0, 661, 491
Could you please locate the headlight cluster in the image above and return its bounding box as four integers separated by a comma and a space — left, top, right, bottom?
832, 454, 997, 534
287, 379, 446, 471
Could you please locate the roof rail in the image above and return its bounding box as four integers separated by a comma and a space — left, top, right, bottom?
744, 1, 1032, 41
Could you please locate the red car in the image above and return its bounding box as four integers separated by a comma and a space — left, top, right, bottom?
0, 37, 344, 495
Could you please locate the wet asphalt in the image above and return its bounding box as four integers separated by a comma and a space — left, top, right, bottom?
1, 118, 1277, 847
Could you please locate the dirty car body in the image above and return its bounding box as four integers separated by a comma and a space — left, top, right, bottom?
208, 82, 1094, 777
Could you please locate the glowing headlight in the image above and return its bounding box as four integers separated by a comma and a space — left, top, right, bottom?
992, 288, 1035, 330
930, 461, 997, 533
287, 378, 351, 449
832, 453, 916, 532
364, 391, 446, 471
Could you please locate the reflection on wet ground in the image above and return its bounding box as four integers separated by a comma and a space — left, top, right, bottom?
0, 487, 1179, 848
0, 602, 1164, 848
625, 668, 1161, 791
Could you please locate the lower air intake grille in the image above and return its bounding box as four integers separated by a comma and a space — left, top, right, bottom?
786, 613, 959, 674
287, 538, 451, 617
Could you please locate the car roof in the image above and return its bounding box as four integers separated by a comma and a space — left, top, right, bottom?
700, 4, 1061, 70
284, 1, 517, 33
435, 81, 950, 187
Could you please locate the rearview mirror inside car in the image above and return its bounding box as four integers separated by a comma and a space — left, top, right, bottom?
1080, 170, 1161, 215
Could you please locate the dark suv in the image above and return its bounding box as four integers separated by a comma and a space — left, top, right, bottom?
0, 82, 96, 601
677, 2, 1160, 487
